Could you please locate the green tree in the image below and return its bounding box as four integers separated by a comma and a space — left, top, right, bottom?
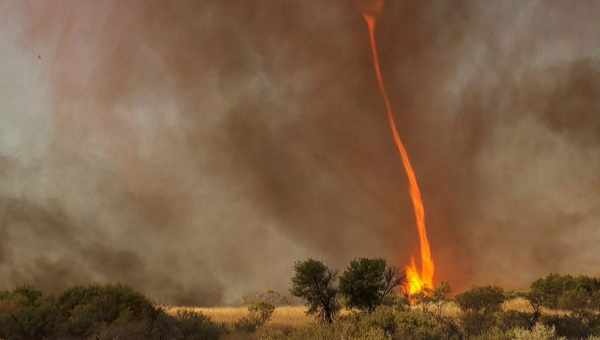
290, 259, 339, 323
339, 258, 404, 313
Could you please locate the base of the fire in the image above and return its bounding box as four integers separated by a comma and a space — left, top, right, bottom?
2, 260, 600, 339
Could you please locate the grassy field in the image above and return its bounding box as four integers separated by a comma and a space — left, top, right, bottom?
167, 306, 311, 328
166, 298, 539, 328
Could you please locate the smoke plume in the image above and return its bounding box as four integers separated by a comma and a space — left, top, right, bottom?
1, 0, 599, 304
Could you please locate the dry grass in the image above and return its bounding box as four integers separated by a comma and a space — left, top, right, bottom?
265, 306, 312, 328
166, 305, 311, 328
415, 298, 533, 318
166, 306, 252, 324
165, 298, 549, 329
503, 297, 534, 313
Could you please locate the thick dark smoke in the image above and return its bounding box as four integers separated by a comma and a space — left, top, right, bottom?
1, 0, 599, 304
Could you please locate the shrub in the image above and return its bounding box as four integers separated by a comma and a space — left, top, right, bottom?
529, 274, 600, 312
338, 258, 403, 313
354, 306, 398, 336
240, 290, 298, 307
269, 321, 388, 340
456, 286, 505, 314
461, 310, 497, 337
540, 314, 594, 339
94, 308, 223, 340
384, 293, 409, 312
290, 259, 340, 323
9, 287, 44, 306
395, 310, 461, 340
456, 286, 506, 337
470, 323, 565, 340
256, 322, 333, 340
0, 285, 225, 340
258, 306, 460, 340
234, 302, 275, 332
257, 308, 453, 340
413, 281, 451, 317
249, 302, 275, 325
508, 323, 565, 340
56, 284, 156, 336
496, 310, 534, 331
93, 320, 150, 340
0, 287, 60, 340
174, 310, 223, 340
343, 325, 389, 340
470, 327, 512, 340
255, 327, 292, 340
146, 309, 183, 339
528, 274, 600, 338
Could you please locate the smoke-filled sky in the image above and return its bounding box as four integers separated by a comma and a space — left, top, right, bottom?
1, 1, 599, 305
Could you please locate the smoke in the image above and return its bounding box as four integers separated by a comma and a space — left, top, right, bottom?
0, 0, 598, 303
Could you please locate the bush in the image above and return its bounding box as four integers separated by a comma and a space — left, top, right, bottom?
496, 310, 534, 331
0, 285, 225, 340
540, 314, 595, 339
174, 310, 223, 340
508, 323, 564, 340
290, 259, 340, 323
249, 302, 275, 325
395, 310, 461, 340
456, 286, 506, 337
256, 321, 381, 340
384, 293, 409, 312
93, 320, 151, 340
56, 284, 156, 336
470, 323, 566, 340
338, 258, 403, 313
461, 310, 497, 337
470, 327, 512, 340
240, 290, 298, 307
456, 286, 505, 314
413, 281, 451, 317
353, 306, 398, 336
93, 308, 223, 340
529, 274, 600, 312
234, 302, 275, 332
0, 287, 60, 340
256, 307, 462, 340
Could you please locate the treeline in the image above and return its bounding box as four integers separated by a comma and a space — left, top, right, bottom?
4, 259, 600, 339
282, 258, 600, 339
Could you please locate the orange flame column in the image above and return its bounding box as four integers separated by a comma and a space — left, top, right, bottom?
362, 13, 435, 295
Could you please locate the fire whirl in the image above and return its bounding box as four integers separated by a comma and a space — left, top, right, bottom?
358, 0, 435, 296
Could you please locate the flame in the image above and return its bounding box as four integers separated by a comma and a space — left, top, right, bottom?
361, 8, 435, 296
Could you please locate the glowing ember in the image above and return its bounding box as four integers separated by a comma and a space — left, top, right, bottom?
359, 1, 435, 296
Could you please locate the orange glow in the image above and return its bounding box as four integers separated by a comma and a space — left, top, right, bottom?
362, 12, 435, 296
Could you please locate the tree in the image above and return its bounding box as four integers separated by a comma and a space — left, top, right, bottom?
290, 259, 339, 323
338, 258, 404, 313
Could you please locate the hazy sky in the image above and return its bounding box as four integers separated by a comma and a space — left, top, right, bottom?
1, 0, 599, 305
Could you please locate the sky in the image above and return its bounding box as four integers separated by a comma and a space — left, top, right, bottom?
1, 0, 599, 305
